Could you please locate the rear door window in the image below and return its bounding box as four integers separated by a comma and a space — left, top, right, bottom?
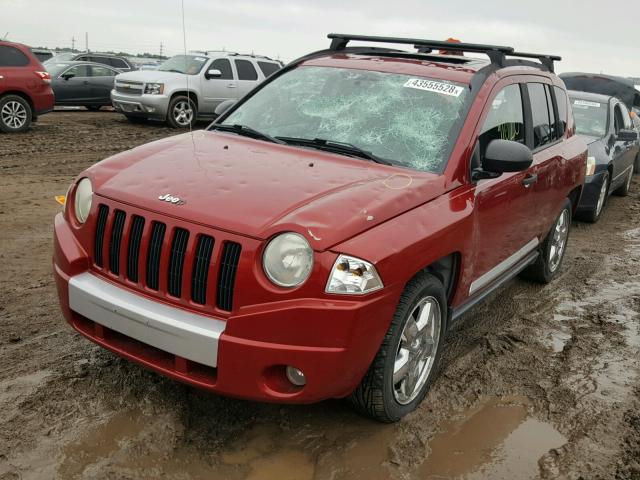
110, 58, 128, 69
0, 45, 30, 66
234, 59, 258, 81
257, 61, 280, 78
478, 84, 525, 156
528, 83, 554, 149
210, 58, 233, 79
90, 65, 117, 77
62, 65, 91, 77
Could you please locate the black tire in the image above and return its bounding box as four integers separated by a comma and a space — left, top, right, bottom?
634, 152, 640, 175
522, 198, 571, 284
85, 105, 101, 112
614, 168, 633, 197
124, 115, 147, 124
350, 272, 447, 422
0, 95, 32, 133
166, 95, 197, 129
576, 172, 609, 223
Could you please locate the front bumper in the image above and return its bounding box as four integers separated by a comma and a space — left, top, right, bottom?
53, 213, 398, 403
111, 90, 169, 119
577, 171, 607, 212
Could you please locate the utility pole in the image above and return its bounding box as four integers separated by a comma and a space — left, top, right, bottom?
85, 32, 88, 53
71, 36, 76, 51
159, 41, 163, 57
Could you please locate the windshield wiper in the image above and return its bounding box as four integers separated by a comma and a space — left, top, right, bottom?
276, 137, 393, 165
212, 124, 286, 145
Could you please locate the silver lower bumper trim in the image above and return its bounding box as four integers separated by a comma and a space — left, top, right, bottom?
68, 272, 224, 367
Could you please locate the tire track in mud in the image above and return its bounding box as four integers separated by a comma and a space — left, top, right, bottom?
1, 112, 639, 479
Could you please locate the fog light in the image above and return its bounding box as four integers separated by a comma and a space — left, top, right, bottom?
145, 106, 156, 113
285, 366, 306, 386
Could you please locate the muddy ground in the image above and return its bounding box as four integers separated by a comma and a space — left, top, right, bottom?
0, 111, 639, 480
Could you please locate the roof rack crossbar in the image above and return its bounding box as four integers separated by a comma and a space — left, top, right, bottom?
327, 34, 561, 72
508, 51, 561, 72
328, 33, 514, 66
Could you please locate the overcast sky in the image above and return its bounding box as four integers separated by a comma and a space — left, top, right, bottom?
3, 0, 639, 77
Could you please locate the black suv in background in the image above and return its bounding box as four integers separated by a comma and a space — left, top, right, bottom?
44, 52, 135, 72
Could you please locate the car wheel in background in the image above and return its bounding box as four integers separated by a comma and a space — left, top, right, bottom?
614, 168, 633, 197
167, 95, 197, 128
85, 105, 101, 112
350, 272, 446, 422
577, 172, 609, 223
522, 198, 571, 283
0, 95, 32, 133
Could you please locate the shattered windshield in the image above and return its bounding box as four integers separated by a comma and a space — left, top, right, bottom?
220, 66, 469, 172
571, 98, 609, 138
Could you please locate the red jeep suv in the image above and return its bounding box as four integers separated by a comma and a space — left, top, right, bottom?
0, 41, 54, 132
53, 34, 587, 422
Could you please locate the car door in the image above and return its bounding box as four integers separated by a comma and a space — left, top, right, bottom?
233, 59, 260, 98
88, 65, 117, 104
200, 57, 237, 113
610, 101, 636, 188
471, 81, 540, 296
54, 64, 91, 103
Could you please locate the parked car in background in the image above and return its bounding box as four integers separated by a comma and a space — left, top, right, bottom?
45, 52, 135, 72
31, 48, 53, 63
0, 40, 54, 132
54, 34, 586, 422
110, 51, 282, 127
569, 91, 639, 222
48, 61, 120, 110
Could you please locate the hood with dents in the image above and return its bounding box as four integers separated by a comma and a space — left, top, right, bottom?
87, 131, 446, 250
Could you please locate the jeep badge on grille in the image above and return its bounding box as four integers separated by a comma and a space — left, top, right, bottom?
158, 194, 185, 205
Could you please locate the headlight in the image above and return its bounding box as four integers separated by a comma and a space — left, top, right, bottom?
326, 255, 383, 295
74, 178, 93, 223
263, 233, 313, 287
586, 156, 596, 176
144, 83, 164, 95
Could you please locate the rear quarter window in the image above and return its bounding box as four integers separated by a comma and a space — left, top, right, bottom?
235, 59, 258, 81
257, 61, 280, 78
0, 45, 30, 67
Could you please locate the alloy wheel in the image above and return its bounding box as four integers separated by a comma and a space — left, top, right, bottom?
549, 209, 569, 273
595, 177, 608, 217
172, 100, 194, 127
1, 101, 28, 129
393, 296, 441, 405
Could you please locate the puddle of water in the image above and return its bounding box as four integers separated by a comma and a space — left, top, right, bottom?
417, 396, 566, 480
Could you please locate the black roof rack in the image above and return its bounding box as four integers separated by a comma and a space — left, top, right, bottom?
327, 34, 561, 72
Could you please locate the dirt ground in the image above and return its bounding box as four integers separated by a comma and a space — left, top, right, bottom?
0, 111, 639, 480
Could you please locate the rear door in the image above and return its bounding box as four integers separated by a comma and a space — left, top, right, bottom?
611, 101, 636, 188
233, 59, 260, 98
88, 65, 118, 103
0, 44, 31, 94
200, 57, 236, 113
471, 81, 540, 296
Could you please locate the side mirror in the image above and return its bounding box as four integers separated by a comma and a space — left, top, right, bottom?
61, 73, 75, 81
482, 139, 533, 173
215, 99, 237, 116
205, 69, 222, 80
617, 129, 638, 142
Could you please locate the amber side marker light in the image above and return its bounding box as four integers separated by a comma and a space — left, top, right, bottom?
55, 195, 66, 206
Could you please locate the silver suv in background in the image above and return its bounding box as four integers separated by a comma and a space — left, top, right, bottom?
111, 52, 282, 128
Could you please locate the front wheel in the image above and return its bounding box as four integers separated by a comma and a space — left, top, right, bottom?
0, 95, 32, 133
350, 272, 446, 422
576, 172, 609, 223
633, 153, 640, 175
167, 95, 197, 128
522, 198, 571, 283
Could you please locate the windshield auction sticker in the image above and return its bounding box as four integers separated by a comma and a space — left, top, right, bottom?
574, 100, 601, 108
404, 79, 464, 97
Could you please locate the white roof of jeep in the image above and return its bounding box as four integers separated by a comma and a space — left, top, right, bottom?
187, 50, 282, 64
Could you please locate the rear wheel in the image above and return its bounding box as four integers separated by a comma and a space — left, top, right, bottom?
0, 95, 32, 133
614, 168, 633, 197
522, 198, 571, 283
167, 95, 197, 128
350, 272, 446, 422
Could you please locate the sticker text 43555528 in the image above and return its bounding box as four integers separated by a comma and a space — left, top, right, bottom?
403, 78, 464, 97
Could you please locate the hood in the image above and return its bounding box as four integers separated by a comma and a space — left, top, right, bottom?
88, 132, 446, 250
115, 70, 188, 84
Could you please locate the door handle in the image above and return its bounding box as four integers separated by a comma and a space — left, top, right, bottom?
226, 84, 236, 88
522, 174, 538, 188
